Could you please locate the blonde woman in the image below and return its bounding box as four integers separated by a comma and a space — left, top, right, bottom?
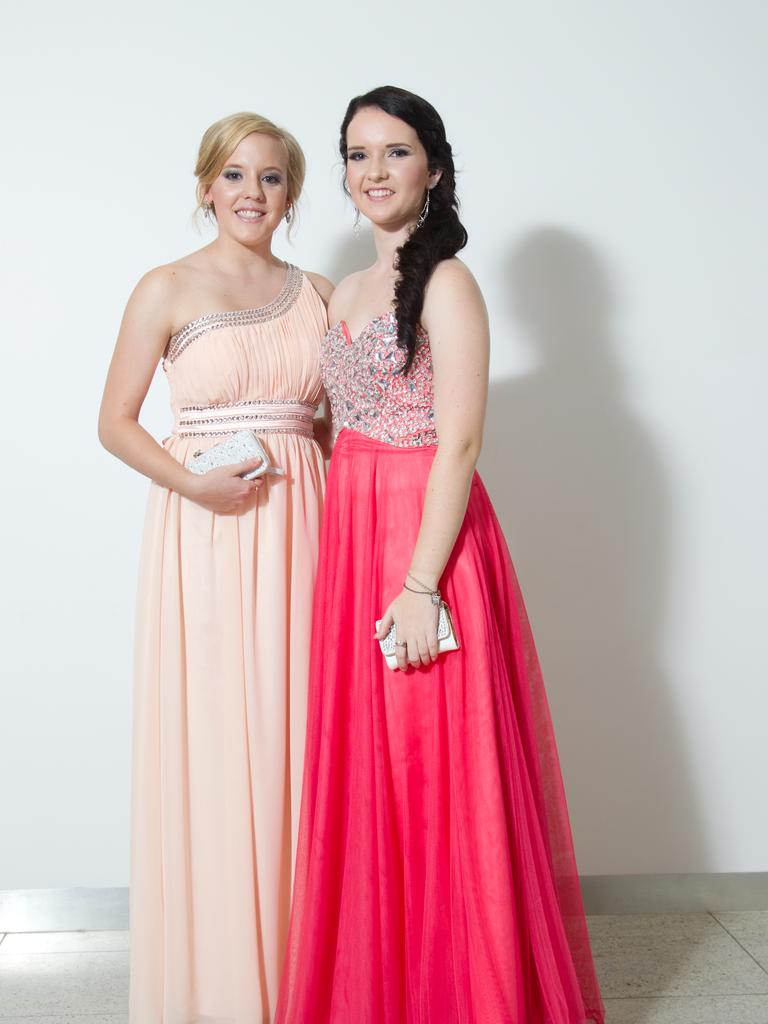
99, 113, 332, 1023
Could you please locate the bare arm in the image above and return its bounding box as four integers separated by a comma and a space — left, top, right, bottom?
306, 270, 337, 459
312, 397, 334, 460
305, 270, 335, 307
375, 260, 490, 668
98, 268, 263, 512
408, 260, 488, 585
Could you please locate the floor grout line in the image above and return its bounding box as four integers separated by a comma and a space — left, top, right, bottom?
708, 910, 768, 979
602, 991, 768, 1000
0, 1013, 127, 1019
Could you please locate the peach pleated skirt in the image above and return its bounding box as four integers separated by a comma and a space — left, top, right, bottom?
131, 432, 324, 1024
129, 266, 328, 1023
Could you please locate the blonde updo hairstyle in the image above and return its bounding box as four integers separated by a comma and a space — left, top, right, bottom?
195, 112, 306, 233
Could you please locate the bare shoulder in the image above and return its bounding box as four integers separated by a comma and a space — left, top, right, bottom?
126, 251, 213, 329
303, 270, 335, 306
112, 265, 179, 359
131, 253, 205, 303
422, 258, 487, 336
426, 257, 483, 305
124, 263, 181, 318
327, 269, 366, 323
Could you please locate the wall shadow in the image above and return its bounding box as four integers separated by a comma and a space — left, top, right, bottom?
481, 227, 706, 886
326, 228, 377, 286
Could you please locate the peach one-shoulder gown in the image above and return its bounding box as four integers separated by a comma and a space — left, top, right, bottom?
130, 264, 326, 1024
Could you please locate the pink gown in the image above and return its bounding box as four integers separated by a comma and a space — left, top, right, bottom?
130, 264, 327, 1024
277, 314, 605, 1024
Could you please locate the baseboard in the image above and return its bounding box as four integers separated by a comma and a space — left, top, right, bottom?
2, 874, 766, 931
581, 872, 768, 914
0, 887, 129, 932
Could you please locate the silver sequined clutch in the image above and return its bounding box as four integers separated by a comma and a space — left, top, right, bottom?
187, 430, 284, 481
375, 601, 459, 671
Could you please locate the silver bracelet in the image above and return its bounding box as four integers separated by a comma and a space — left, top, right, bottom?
405, 571, 442, 606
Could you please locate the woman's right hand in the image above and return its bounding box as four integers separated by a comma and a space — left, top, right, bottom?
183, 459, 265, 513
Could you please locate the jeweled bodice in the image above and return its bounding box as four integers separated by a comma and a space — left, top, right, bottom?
321, 313, 437, 447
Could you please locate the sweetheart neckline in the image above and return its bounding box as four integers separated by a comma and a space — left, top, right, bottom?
332, 311, 429, 346
335, 312, 394, 346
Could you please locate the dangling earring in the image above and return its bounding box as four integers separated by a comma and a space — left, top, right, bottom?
415, 188, 431, 229
352, 207, 361, 238
285, 206, 292, 224
203, 201, 215, 224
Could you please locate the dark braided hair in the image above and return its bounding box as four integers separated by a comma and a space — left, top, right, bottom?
340, 86, 468, 371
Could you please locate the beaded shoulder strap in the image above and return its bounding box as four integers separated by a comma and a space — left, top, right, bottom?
164, 263, 303, 366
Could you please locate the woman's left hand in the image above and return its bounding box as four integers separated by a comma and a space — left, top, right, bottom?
375, 588, 440, 670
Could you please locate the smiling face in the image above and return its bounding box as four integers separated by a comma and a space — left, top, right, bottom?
345, 107, 442, 230
204, 132, 290, 244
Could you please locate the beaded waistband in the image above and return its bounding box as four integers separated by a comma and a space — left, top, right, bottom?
174, 399, 318, 438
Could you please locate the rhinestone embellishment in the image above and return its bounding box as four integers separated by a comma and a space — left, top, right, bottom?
174, 398, 318, 438
320, 313, 438, 448
164, 263, 303, 367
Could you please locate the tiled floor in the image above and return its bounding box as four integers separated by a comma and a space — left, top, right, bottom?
0, 912, 765, 1022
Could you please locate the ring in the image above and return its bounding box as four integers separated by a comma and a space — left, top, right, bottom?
395, 641, 408, 648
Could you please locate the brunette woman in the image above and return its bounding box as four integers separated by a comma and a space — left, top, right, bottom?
277, 88, 604, 1024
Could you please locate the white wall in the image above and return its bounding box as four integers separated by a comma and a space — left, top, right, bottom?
1, 0, 765, 888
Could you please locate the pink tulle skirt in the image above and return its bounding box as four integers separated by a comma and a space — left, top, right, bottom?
277, 430, 604, 1024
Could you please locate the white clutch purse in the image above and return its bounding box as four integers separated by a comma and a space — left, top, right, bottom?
375, 601, 459, 671
187, 430, 285, 480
